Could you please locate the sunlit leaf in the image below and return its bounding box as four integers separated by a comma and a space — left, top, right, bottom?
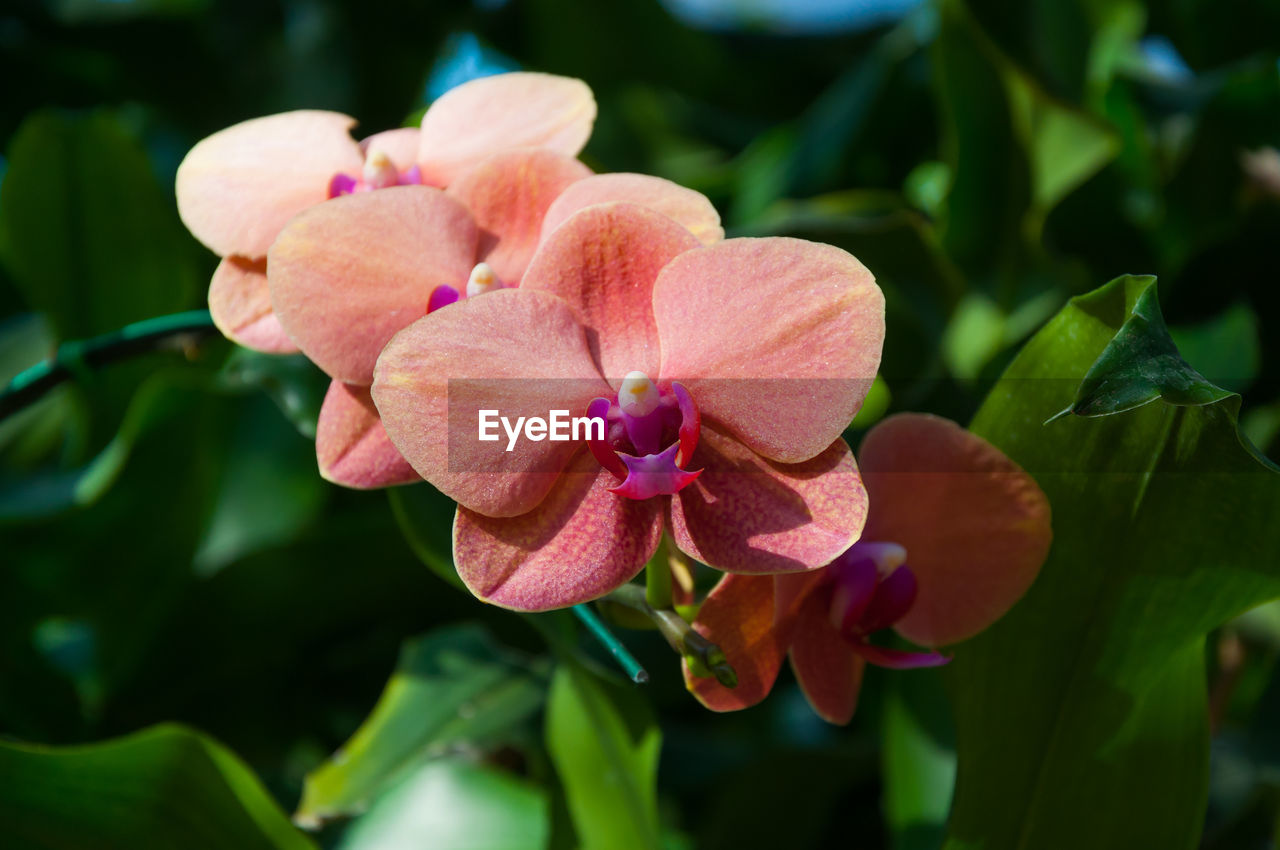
545, 662, 662, 850
297, 624, 547, 825
945, 274, 1280, 849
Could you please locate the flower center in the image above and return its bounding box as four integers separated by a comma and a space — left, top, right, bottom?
827, 541, 918, 640
327, 150, 423, 198
586, 371, 701, 500
426, 263, 505, 314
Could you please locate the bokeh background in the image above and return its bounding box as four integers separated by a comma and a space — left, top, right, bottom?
2, 0, 1279, 848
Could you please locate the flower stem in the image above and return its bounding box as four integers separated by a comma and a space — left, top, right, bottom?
0, 310, 219, 421
645, 537, 674, 610
605, 583, 737, 688
572, 604, 649, 684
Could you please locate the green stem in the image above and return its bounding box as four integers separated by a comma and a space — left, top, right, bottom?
605, 584, 737, 688
644, 536, 674, 610
572, 604, 649, 684
0, 310, 218, 421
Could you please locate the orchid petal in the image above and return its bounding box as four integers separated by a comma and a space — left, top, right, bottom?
788, 590, 865, 725
668, 427, 867, 574
849, 642, 951, 670
858, 413, 1053, 647
207, 256, 298, 353
316, 380, 420, 489
268, 186, 478, 384
653, 238, 884, 464
541, 173, 724, 245
446, 149, 591, 285
418, 72, 596, 186
176, 110, 363, 258
684, 574, 785, 712
453, 452, 662, 611
372, 288, 610, 518
772, 570, 827, 628
522, 202, 700, 384
360, 127, 421, 172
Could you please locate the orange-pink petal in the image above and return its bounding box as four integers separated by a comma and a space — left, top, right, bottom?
176, 110, 363, 258
372, 288, 610, 518
418, 72, 596, 187
453, 452, 663, 611
858, 413, 1052, 647
360, 127, 421, 171
207, 256, 298, 353
521, 203, 701, 384
445, 149, 591, 286
316, 380, 420, 489
667, 427, 867, 574
653, 238, 884, 464
788, 590, 865, 725
541, 174, 724, 246
268, 186, 478, 385
684, 574, 785, 712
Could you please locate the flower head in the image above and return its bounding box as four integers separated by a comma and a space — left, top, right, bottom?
175, 72, 597, 353
686, 413, 1052, 724
371, 202, 885, 611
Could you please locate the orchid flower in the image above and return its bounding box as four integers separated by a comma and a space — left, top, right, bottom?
175, 72, 596, 353
263, 154, 722, 491
685, 413, 1052, 724
370, 201, 884, 611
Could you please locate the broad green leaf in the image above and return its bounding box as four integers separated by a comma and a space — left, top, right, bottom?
944, 275, 1280, 849
883, 669, 956, 850
337, 758, 549, 850
388, 482, 465, 591
546, 662, 662, 850
0, 110, 198, 340
297, 624, 546, 825
0, 724, 313, 849
1169, 302, 1261, 395
217, 349, 328, 441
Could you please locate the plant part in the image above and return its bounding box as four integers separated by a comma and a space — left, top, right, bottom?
175, 72, 597, 354
371, 201, 885, 611
686, 413, 1052, 723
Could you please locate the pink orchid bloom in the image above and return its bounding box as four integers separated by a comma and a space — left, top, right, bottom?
264, 158, 723, 491
370, 201, 884, 612
685, 413, 1052, 724
175, 72, 596, 354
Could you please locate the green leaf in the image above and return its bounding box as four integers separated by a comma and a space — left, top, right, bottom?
297, 624, 546, 825
1051, 276, 1232, 419
0, 110, 198, 340
545, 662, 662, 850
882, 668, 956, 850
1169, 302, 1261, 395
0, 724, 313, 849
337, 758, 549, 850
944, 275, 1280, 849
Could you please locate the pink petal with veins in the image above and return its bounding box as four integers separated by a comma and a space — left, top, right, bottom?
522, 202, 700, 384
788, 590, 865, 725
360, 127, 422, 172
653, 238, 883, 464
419, 72, 595, 186
316, 380, 420, 489
177, 110, 363, 258
541, 173, 724, 245
268, 186, 478, 385
454, 452, 662, 611
446, 149, 591, 286
858, 413, 1052, 647
668, 427, 867, 574
372, 289, 610, 518
208, 256, 297, 353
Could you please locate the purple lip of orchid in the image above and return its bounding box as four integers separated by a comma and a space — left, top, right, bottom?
327, 151, 424, 198
826, 541, 950, 669
586, 371, 702, 501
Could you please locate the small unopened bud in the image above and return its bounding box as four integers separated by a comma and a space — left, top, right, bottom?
618, 371, 660, 417
466, 262, 503, 298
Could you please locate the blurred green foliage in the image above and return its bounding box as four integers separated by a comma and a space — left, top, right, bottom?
1, 0, 1277, 847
